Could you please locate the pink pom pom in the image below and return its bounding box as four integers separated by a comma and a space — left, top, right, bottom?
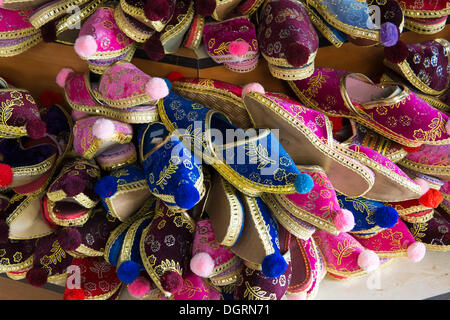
71, 110, 88, 121
414, 178, 430, 196
357, 250, 380, 272
446, 120, 450, 135
407, 242, 426, 262
241, 82, 265, 98
74, 35, 98, 59
128, 276, 151, 298
190, 252, 215, 278
56, 68, 74, 88
286, 292, 307, 300
145, 77, 169, 100
228, 41, 249, 56
92, 118, 115, 140
334, 209, 355, 233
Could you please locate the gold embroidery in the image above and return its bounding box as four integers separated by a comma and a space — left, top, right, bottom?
243, 281, 277, 300
331, 239, 356, 265
40, 240, 66, 275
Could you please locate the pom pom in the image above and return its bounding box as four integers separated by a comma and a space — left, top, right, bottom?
94, 176, 118, 199
0, 221, 9, 244
74, 35, 98, 59
190, 252, 215, 278
166, 71, 184, 83
41, 21, 57, 43
294, 173, 314, 194
117, 261, 141, 284
39, 90, 63, 108
334, 209, 355, 233
64, 288, 85, 300
414, 178, 430, 196
160, 271, 183, 294
56, 68, 74, 88
196, 0, 216, 16
374, 206, 399, 229
144, 36, 165, 61
384, 40, 409, 63
285, 42, 310, 68
419, 189, 443, 208
26, 119, 46, 139
62, 175, 85, 197
357, 250, 380, 272
71, 110, 88, 121
128, 276, 151, 298
26, 267, 48, 287
174, 182, 200, 210
228, 41, 249, 56
380, 22, 399, 47
92, 118, 115, 140
446, 120, 450, 135
407, 242, 426, 262
144, 0, 169, 21
329, 116, 343, 134
0, 163, 13, 187
146, 77, 170, 100
402, 145, 421, 153
241, 82, 265, 98
286, 292, 307, 300
261, 253, 287, 278
57, 227, 81, 251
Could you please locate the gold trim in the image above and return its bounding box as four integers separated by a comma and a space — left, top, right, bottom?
211, 255, 240, 278
218, 178, 245, 247
68, 244, 104, 258
401, 209, 434, 224
0, 255, 33, 273
0, 32, 42, 57
29, 0, 91, 29
209, 268, 240, 286
82, 133, 133, 160
98, 153, 138, 171
398, 158, 450, 179
184, 15, 204, 49
0, 26, 38, 40
160, 1, 194, 45
56, 0, 106, 35
404, 17, 447, 34
12, 154, 56, 177
104, 180, 150, 220
423, 242, 450, 252
117, 216, 151, 266
306, 6, 344, 48
401, 7, 450, 19
262, 50, 317, 69
120, 0, 171, 32
47, 199, 92, 227
267, 61, 315, 81
114, 4, 154, 43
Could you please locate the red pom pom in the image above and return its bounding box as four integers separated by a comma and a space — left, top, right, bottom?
196, 0, 216, 16
402, 145, 422, 153
26, 119, 47, 139
144, 0, 170, 21
41, 21, 57, 43
0, 164, 13, 187
26, 267, 48, 287
329, 116, 343, 134
285, 42, 310, 68
0, 221, 9, 244
64, 288, 85, 300
166, 71, 184, 83
384, 40, 409, 64
144, 36, 165, 61
419, 189, 443, 208
160, 271, 183, 294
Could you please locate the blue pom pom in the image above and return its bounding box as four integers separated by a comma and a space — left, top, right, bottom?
261, 253, 287, 278
117, 260, 141, 284
94, 176, 118, 199
374, 206, 398, 229
164, 78, 172, 91
294, 173, 314, 194
174, 181, 200, 209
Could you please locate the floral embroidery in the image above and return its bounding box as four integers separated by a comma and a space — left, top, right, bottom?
331, 239, 356, 265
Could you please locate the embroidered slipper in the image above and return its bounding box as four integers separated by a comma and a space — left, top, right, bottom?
158, 91, 314, 197
257, 0, 319, 80
289, 67, 450, 147
73, 116, 133, 159
337, 144, 422, 201
25, 233, 73, 288
95, 142, 137, 171
383, 39, 449, 96
203, 16, 259, 74
205, 172, 245, 247
233, 253, 291, 300
173, 270, 222, 300
405, 205, 449, 252
171, 77, 253, 129
230, 194, 288, 279
140, 199, 195, 297
243, 88, 376, 197
183, 14, 204, 50
263, 166, 356, 235
189, 219, 240, 279
209, 257, 243, 287
114, 3, 155, 44
63, 256, 122, 300
305, 0, 402, 47
398, 0, 450, 23
73, 5, 135, 74
94, 163, 152, 221
42, 195, 92, 227
404, 15, 448, 34
353, 219, 427, 262
312, 230, 382, 278
0, 8, 42, 57
0, 238, 35, 274
138, 122, 205, 211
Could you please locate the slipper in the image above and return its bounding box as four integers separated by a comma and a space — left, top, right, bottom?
289, 67, 450, 147
243, 88, 376, 197
183, 14, 204, 50
0, 238, 35, 273
158, 91, 314, 196
263, 165, 356, 235
398, 0, 450, 20
172, 77, 253, 129
404, 16, 448, 34
257, 0, 319, 80
138, 122, 205, 211
114, 3, 155, 43
73, 116, 133, 159
173, 270, 222, 300
94, 163, 153, 221
119, 0, 176, 32
95, 142, 137, 171
42, 195, 92, 227
0, 8, 42, 57
383, 39, 449, 96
